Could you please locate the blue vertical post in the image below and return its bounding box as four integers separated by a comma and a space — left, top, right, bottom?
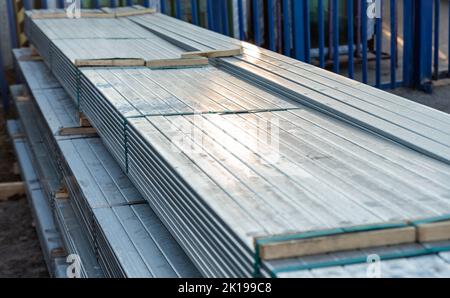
415, 0, 433, 92
212, 0, 222, 33
238, 0, 245, 40
207, 0, 214, 30
24, 0, 32, 10
191, 0, 199, 25
42, 0, 48, 8
282, 0, 291, 56
58, 0, 65, 8
362, 0, 368, 83
390, 0, 397, 88
292, 0, 306, 61
403, 0, 413, 86
175, 0, 182, 19
94, 0, 100, 8
304, 0, 311, 63
126, 0, 133, 6
222, 0, 230, 36
0, 48, 9, 113
110, 0, 117, 8
143, 0, 150, 8
6, 0, 18, 49
318, 0, 325, 68
347, 0, 354, 79
268, 0, 275, 51
253, 0, 261, 45
161, 0, 166, 13
332, 0, 339, 73
375, 11, 382, 88
433, 0, 440, 79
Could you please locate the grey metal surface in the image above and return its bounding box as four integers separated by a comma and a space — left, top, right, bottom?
131, 13, 450, 164
13, 49, 199, 278
7, 120, 67, 277
25, 10, 450, 278
271, 241, 450, 278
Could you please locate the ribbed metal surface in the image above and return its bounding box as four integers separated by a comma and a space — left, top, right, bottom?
131, 13, 450, 164
268, 241, 450, 278
12, 48, 200, 278
24, 10, 450, 278
7, 119, 68, 278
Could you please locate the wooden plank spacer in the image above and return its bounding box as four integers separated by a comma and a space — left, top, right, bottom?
181, 47, 243, 59
146, 57, 209, 69
75, 58, 146, 68
58, 126, 97, 137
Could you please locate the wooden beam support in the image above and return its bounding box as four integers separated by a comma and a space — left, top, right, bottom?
181, 47, 243, 59
146, 57, 209, 69
259, 227, 416, 260
78, 112, 92, 127
50, 247, 67, 258
75, 58, 146, 68
54, 184, 69, 200
101, 6, 155, 17
58, 126, 97, 137
417, 221, 450, 242
54, 190, 69, 200
31, 10, 114, 19
0, 181, 26, 201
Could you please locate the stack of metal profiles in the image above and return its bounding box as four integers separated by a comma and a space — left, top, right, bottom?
11, 48, 200, 278
6, 117, 67, 278
24, 10, 450, 278
9, 85, 100, 278
26, 11, 181, 102
131, 13, 450, 164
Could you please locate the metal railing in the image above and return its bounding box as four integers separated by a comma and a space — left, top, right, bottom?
159, 0, 449, 93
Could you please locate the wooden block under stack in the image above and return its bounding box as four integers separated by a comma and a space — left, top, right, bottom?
54, 185, 69, 200
78, 112, 92, 127
13, 0, 27, 47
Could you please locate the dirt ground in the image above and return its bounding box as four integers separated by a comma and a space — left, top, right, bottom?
0, 106, 48, 278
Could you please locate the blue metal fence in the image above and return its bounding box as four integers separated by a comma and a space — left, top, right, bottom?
158, 0, 448, 93
2, 0, 450, 113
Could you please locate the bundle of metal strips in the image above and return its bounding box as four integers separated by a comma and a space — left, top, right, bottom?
23, 10, 450, 278
11, 48, 200, 278
6, 117, 68, 278
9, 85, 101, 278
130, 13, 450, 164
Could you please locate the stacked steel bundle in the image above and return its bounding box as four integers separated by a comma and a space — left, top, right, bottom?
19, 9, 450, 278
10, 48, 199, 278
